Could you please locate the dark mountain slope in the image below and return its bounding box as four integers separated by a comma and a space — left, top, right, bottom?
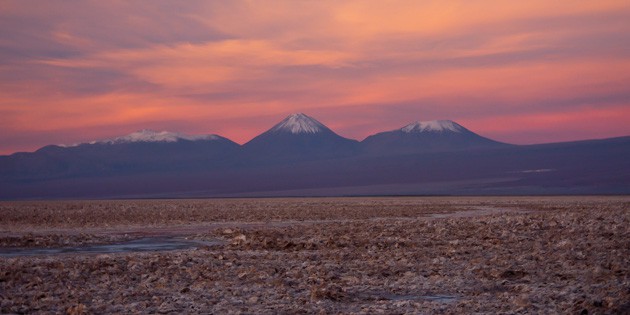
1, 136, 628, 199
362, 120, 509, 155
242, 113, 359, 162
0, 130, 240, 181
1, 114, 628, 199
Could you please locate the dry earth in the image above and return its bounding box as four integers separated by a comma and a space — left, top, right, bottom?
0, 197, 629, 314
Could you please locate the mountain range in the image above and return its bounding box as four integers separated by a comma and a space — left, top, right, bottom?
1, 113, 629, 199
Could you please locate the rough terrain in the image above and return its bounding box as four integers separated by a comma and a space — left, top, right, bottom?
1, 197, 629, 314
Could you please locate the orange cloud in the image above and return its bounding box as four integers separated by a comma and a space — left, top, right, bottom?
1, 0, 629, 154
465, 104, 630, 144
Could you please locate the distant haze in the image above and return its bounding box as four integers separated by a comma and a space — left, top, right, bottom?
1, 1, 629, 154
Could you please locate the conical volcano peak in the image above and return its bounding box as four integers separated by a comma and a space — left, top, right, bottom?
401, 120, 465, 133
270, 113, 328, 134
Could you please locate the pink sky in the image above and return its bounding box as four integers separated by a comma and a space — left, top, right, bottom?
1, 1, 630, 154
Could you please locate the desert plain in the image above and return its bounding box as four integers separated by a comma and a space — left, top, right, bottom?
0, 196, 628, 314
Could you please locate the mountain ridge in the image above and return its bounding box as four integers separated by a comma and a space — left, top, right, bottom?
1, 113, 628, 199
9, 114, 495, 154
9, 113, 627, 155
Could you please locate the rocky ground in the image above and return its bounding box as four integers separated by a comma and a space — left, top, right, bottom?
0, 197, 629, 314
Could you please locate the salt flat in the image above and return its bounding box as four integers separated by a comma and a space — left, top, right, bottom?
1, 197, 628, 314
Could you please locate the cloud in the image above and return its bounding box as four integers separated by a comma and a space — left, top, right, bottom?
0, 0, 629, 154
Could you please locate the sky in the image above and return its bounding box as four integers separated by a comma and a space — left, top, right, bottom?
1, 0, 630, 154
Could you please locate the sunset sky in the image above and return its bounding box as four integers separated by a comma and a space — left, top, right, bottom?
1, 1, 629, 154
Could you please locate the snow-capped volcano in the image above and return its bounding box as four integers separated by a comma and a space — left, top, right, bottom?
95, 129, 220, 144
362, 120, 508, 154
270, 113, 327, 134
401, 120, 464, 133
20, 128, 240, 180
243, 113, 359, 160
58, 129, 224, 148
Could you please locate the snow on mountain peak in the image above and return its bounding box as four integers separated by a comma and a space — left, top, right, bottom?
401, 120, 464, 133
270, 113, 327, 134
95, 129, 219, 144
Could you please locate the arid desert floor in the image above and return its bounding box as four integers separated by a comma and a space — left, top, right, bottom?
1, 196, 629, 314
